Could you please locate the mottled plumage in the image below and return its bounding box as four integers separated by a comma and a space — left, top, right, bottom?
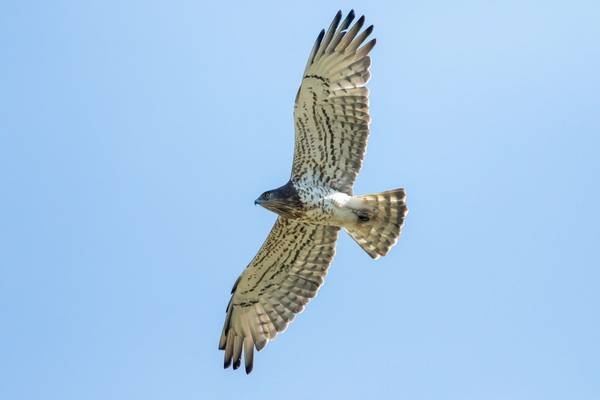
219, 10, 408, 374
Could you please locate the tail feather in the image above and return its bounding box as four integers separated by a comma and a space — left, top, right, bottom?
345, 188, 408, 259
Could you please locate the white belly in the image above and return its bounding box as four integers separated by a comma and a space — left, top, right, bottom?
295, 184, 359, 227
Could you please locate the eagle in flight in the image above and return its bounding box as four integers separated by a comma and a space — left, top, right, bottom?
219, 10, 408, 373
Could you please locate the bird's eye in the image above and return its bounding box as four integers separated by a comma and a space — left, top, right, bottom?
263, 192, 270, 200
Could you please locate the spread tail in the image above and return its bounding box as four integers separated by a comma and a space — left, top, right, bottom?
345, 188, 408, 259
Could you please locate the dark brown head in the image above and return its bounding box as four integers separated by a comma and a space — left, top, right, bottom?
255, 181, 302, 218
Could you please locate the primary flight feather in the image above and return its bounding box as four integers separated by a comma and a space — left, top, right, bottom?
219, 10, 408, 374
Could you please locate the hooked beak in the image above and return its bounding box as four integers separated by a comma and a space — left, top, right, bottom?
254, 198, 263, 206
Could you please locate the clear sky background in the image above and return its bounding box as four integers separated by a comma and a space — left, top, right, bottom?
1, 1, 599, 399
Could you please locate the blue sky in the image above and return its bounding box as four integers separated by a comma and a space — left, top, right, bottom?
1, 1, 599, 399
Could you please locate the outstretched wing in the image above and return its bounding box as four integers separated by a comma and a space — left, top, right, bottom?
219, 218, 339, 373
292, 10, 375, 194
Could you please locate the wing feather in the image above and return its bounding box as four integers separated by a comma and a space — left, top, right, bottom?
325, 10, 355, 54
292, 11, 375, 194
314, 10, 342, 60
219, 218, 339, 373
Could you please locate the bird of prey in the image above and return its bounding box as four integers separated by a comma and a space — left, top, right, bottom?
219, 10, 408, 374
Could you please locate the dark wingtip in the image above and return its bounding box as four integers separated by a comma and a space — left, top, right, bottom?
330, 10, 342, 27
311, 29, 325, 64
224, 358, 232, 369
341, 9, 356, 29
317, 29, 325, 41
245, 363, 253, 374
233, 359, 241, 370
